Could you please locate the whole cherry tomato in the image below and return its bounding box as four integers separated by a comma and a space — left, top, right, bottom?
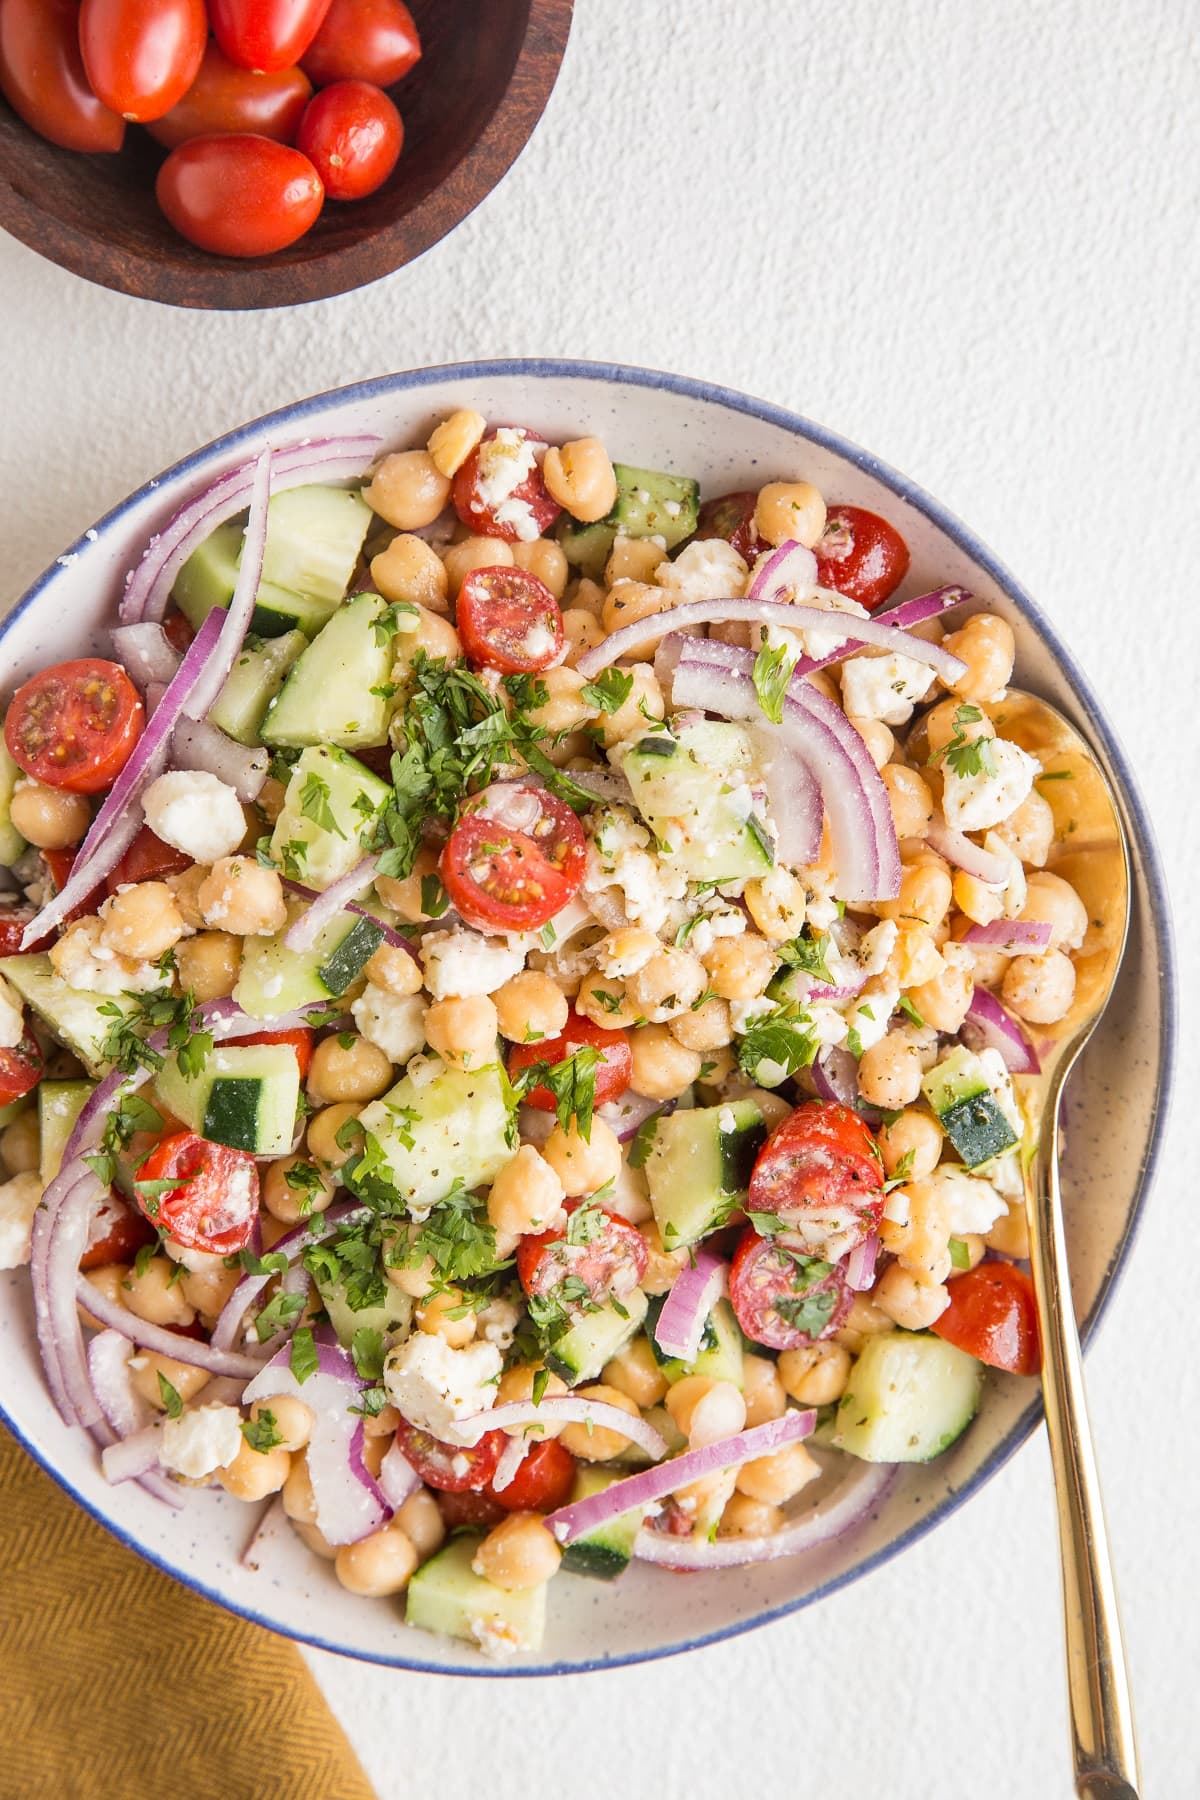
78, 0, 206, 123
133, 1131, 260, 1256
728, 1226, 852, 1351
209, 0, 334, 75
507, 1010, 632, 1113
456, 567, 563, 674
156, 134, 324, 257
105, 825, 191, 894
295, 78, 402, 200
932, 1259, 1041, 1376
5, 659, 144, 794
147, 42, 313, 150
748, 1100, 884, 1256
487, 1438, 576, 1514
301, 0, 421, 88
814, 505, 910, 612
0, 0, 125, 152
440, 781, 587, 934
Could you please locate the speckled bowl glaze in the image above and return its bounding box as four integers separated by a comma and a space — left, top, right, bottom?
0, 363, 1175, 1675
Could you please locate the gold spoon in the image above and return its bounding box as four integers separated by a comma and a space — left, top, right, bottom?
990, 689, 1141, 1799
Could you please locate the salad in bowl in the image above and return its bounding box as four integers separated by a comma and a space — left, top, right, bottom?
0, 395, 1107, 1660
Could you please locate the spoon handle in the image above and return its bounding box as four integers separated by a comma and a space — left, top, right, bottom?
1026, 1104, 1141, 1799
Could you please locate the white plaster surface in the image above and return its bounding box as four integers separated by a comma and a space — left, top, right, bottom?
0, 1, 1197, 1794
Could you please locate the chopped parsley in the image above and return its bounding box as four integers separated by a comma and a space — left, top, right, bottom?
897, 994, 925, 1028
930, 704, 998, 780
512, 1045, 604, 1140
371, 600, 419, 644
772, 1255, 838, 1337
736, 1003, 819, 1083
776, 930, 835, 985
420, 873, 450, 918
396, 1187, 502, 1285
299, 771, 346, 838
884, 1148, 916, 1191
751, 637, 799, 725
627, 1109, 663, 1169
156, 1372, 183, 1419
351, 1326, 386, 1382
241, 1409, 282, 1453
581, 668, 634, 715
283, 1159, 326, 1215
253, 1289, 307, 1343
97, 988, 212, 1080
289, 1327, 318, 1385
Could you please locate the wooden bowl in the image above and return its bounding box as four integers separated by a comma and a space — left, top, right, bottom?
0, 0, 572, 309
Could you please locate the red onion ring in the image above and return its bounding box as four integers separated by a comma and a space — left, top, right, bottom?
633, 1463, 895, 1569
961, 985, 1041, 1075
844, 1233, 880, 1291
455, 1399, 669, 1461
181, 448, 272, 723
172, 716, 268, 803
962, 919, 1052, 953
109, 622, 181, 687
652, 1248, 726, 1363
285, 855, 380, 952
925, 821, 1010, 886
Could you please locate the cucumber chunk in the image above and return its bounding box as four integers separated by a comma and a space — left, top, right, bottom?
405, 1533, 547, 1655
922, 1045, 1018, 1169
0, 734, 27, 867
607, 463, 700, 549
619, 721, 772, 883
210, 630, 307, 746
832, 1331, 982, 1463
235, 898, 388, 1019
38, 1079, 95, 1185
643, 1099, 766, 1250
312, 1268, 413, 1351
155, 1042, 300, 1156
269, 745, 390, 890
643, 1295, 745, 1388
555, 516, 617, 579
0, 954, 140, 1076
355, 1062, 513, 1217
262, 592, 396, 750
544, 1288, 649, 1387
258, 485, 372, 609
173, 520, 342, 640
560, 1468, 648, 1580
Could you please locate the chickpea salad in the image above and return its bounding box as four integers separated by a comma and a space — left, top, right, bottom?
0, 410, 1083, 1657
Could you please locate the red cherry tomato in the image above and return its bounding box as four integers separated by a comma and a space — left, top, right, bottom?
0, 1029, 42, 1109
436, 1487, 505, 1529
5, 659, 144, 795
729, 1227, 852, 1352
813, 506, 910, 612
233, 1027, 314, 1080
78, 0, 206, 123
695, 490, 764, 565
105, 826, 191, 894
295, 78, 402, 201
156, 133, 324, 257
487, 1437, 576, 1514
301, 0, 421, 87
456, 568, 563, 675
0, 913, 33, 956
79, 1193, 157, 1271
0, 0, 125, 152
41, 848, 106, 935
147, 41, 313, 149
748, 1100, 884, 1250
161, 610, 195, 654
440, 782, 586, 934
451, 431, 561, 543
132, 1131, 260, 1256
393, 1419, 505, 1493
507, 1010, 632, 1112
209, 0, 334, 74
932, 1259, 1041, 1376
517, 1203, 649, 1311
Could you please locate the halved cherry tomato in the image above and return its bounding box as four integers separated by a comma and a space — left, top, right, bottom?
147, 42, 313, 149
0, 1029, 42, 1109
162, 610, 195, 654
209, 0, 334, 74
295, 78, 402, 201
0, 0, 125, 152
301, 0, 421, 88
452, 431, 561, 543
456, 568, 563, 675
814, 505, 910, 612
436, 1487, 505, 1529
132, 1131, 260, 1256
517, 1202, 649, 1312
0, 913, 32, 957
156, 134, 324, 257
508, 1010, 632, 1112
233, 1027, 314, 1080
42, 848, 105, 929
748, 1100, 884, 1250
393, 1419, 505, 1493
729, 1227, 852, 1351
80, 1193, 157, 1271
105, 826, 191, 894
694, 490, 764, 566
932, 1259, 1041, 1376
78, 0, 207, 123
5, 659, 144, 795
440, 782, 586, 934
487, 1437, 576, 1514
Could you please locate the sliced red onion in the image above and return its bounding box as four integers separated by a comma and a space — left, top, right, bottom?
844, 1233, 880, 1291
961, 985, 1041, 1075
280, 877, 416, 953
633, 1463, 895, 1569
211, 1200, 367, 1352
87, 1329, 154, 1439
963, 919, 1052, 952
794, 585, 971, 679
285, 855, 380, 950
491, 1435, 532, 1495
378, 1437, 421, 1510
33, 1172, 107, 1428
77, 1276, 266, 1378
109, 622, 181, 687
545, 1409, 816, 1545
747, 539, 818, 602
182, 448, 272, 723
172, 716, 268, 803
748, 723, 823, 866
652, 1249, 726, 1363
243, 1339, 390, 1545
455, 1399, 669, 1461
560, 765, 634, 807
517, 1104, 556, 1147
120, 434, 381, 625
88, 1415, 182, 1508
596, 1090, 668, 1143
925, 821, 1010, 885
101, 1421, 165, 1485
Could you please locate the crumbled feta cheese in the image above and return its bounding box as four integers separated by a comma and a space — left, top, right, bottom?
654, 538, 748, 604
928, 1166, 1008, 1237
754, 584, 868, 662
982, 831, 1028, 918
729, 996, 776, 1035
49, 916, 171, 996
351, 983, 426, 1064
158, 1403, 243, 1480
0, 1172, 42, 1269
383, 1333, 503, 1443
419, 929, 524, 999
476, 1296, 520, 1351
840, 651, 937, 726
941, 739, 1039, 832
142, 769, 246, 864
808, 1001, 850, 1048
473, 429, 542, 540
0, 973, 24, 1049
717, 1105, 737, 1133
976, 1046, 1023, 1133
162, 1240, 226, 1273
855, 919, 899, 979
844, 988, 898, 1051
602, 1156, 651, 1225
470, 1614, 524, 1659
583, 835, 686, 936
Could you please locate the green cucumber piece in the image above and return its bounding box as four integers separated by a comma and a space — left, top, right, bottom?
642, 1295, 745, 1388
355, 1063, 513, 1218
173, 521, 341, 639
922, 1046, 1018, 1169
38, 1079, 94, 1185
210, 630, 307, 746
258, 485, 372, 608
269, 745, 390, 890
543, 1288, 649, 1387
405, 1533, 547, 1654
261, 592, 395, 750
312, 1268, 413, 1351
0, 734, 27, 866
235, 898, 387, 1019
833, 1331, 982, 1463
619, 721, 772, 883
555, 516, 617, 579
0, 954, 141, 1076
606, 463, 700, 549
643, 1099, 766, 1250
559, 1468, 648, 1580
155, 1042, 300, 1156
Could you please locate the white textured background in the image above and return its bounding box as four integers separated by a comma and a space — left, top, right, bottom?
2, 1, 1197, 1794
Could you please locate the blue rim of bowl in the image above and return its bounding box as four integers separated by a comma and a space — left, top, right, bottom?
0, 359, 1177, 1678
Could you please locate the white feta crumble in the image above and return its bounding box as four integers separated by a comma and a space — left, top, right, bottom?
473, 429, 542, 540
928, 1165, 1008, 1238
808, 1001, 850, 1048
351, 984, 426, 1064
941, 739, 1039, 832
0, 1172, 42, 1269
469, 1614, 524, 1660
583, 835, 686, 936
844, 988, 898, 1052
383, 1333, 503, 1443
0, 973, 25, 1050
419, 929, 524, 999
162, 1240, 226, 1274
840, 651, 937, 726
49, 916, 171, 996
976, 1046, 1024, 1134
717, 1105, 737, 1133
982, 830, 1028, 918
143, 769, 246, 864
729, 995, 775, 1035
476, 1296, 520, 1351
654, 538, 748, 604
158, 1403, 243, 1480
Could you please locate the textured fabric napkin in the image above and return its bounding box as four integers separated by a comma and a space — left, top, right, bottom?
0, 1425, 377, 1800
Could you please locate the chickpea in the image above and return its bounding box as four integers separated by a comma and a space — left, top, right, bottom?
628, 1024, 702, 1101
9, 781, 91, 849
306, 1033, 394, 1105
359, 943, 421, 1002
371, 533, 450, 613
625, 947, 706, 1022
599, 580, 671, 659
281, 1450, 318, 1523
78, 1263, 129, 1331
734, 1352, 784, 1429
737, 1085, 792, 1130
753, 480, 826, 549
179, 1255, 241, 1322
168, 864, 209, 930
942, 613, 1016, 704
396, 1488, 447, 1561
427, 408, 486, 478
695, 1046, 737, 1091
416, 1286, 477, 1350
292, 1519, 338, 1561
953, 867, 1005, 928
98, 882, 185, 962
777, 1341, 852, 1407
512, 536, 569, 600
669, 996, 731, 1053
558, 1385, 642, 1461
888, 925, 944, 989
362, 1402, 399, 1440
441, 534, 514, 597
744, 867, 807, 941
849, 716, 895, 769
262, 1153, 337, 1225
392, 604, 461, 665
605, 536, 667, 585
384, 1231, 437, 1299
561, 608, 604, 665
598, 666, 664, 748
987, 1201, 1031, 1260
566, 576, 607, 616
877, 1108, 943, 1180
487, 1145, 566, 1236
719, 1493, 785, 1539
856, 1029, 925, 1109
541, 1116, 622, 1197
255, 777, 287, 825
665, 1376, 746, 1449
880, 764, 935, 839
128, 1351, 210, 1410
306, 1102, 361, 1169
215, 1436, 291, 1501
874, 1263, 950, 1330
0, 1109, 39, 1176
123, 1255, 195, 1329
877, 861, 953, 931
376, 846, 441, 924
174, 930, 241, 1002
702, 934, 776, 1001
602, 1335, 669, 1408
1002, 949, 1076, 1024
525, 664, 596, 736
735, 1440, 821, 1505
907, 952, 974, 1033
249, 1394, 312, 1453
835, 1290, 896, 1352
424, 995, 498, 1070
923, 696, 995, 758
335, 1523, 419, 1597
473, 1513, 562, 1590
497, 1364, 568, 1417
638, 1219, 690, 1295
542, 438, 618, 522
197, 857, 286, 937
992, 789, 1055, 867
950, 1233, 988, 1273
367, 450, 450, 531
1019, 871, 1088, 952
493, 970, 569, 1044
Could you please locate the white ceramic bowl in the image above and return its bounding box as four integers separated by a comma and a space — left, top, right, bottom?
0, 362, 1175, 1675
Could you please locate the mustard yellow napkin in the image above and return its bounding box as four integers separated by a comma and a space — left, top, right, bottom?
0, 1425, 377, 1800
